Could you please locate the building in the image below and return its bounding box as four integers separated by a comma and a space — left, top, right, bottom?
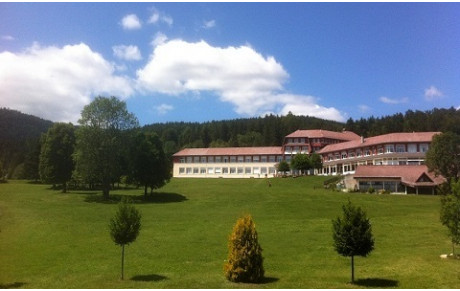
353, 165, 445, 195
317, 132, 440, 176
172, 129, 361, 178
172, 130, 443, 192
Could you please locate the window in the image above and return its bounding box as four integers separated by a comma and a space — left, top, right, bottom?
385, 144, 394, 153
230, 167, 236, 174
186, 157, 192, 163
377, 147, 384, 154
222, 167, 229, 174
193, 156, 199, 163
208, 156, 214, 163
420, 143, 429, 153
277, 156, 283, 162
253, 156, 260, 162
215, 156, 222, 163
269, 167, 276, 174
179, 167, 185, 174
180, 158, 185, 163
253, 167, 260, 174
341, 152, 347, 159
238, 156, 244, 163
408, 144, 417, 153
200, 168, 206, 174
269, 156, 276, 162
230, 156, 237, 163
245, 156, 252, 162
237, 167, 244, 174
223, 156, 229, 163
186, 167, 192, 174
215, 167, 222, 174
201, 157, 207, 163
349, 152, 355, 158
193, 167, 199, 174
364, 149, 371, 156
261, 167, 268, 174
245, 167, 251, 174
356, 150, 362, 157
261, 156, 267, 162
396, 144, 405, 153
208, 168, 214, 174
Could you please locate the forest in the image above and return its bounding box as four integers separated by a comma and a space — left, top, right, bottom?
1, 106, 460, 180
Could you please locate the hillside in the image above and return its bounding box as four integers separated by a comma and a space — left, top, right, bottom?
0, 108, 53, 178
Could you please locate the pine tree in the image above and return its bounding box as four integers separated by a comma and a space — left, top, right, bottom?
224, 215, 264, 283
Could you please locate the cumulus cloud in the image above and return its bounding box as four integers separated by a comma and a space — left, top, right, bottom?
1, 35, 14, 41
151, 32, 168, 47
121, 14, 142, 30
424, 85, 443, 101
379, 96, 409, 104
155, 103, 174, 115
136, 39, 345, 122
203, 20, 216, 29
112, 45, 142, 61
148, 8, 173, 26
0, 43, 134, 123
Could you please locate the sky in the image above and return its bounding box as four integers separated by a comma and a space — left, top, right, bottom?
0, 2, 459, 126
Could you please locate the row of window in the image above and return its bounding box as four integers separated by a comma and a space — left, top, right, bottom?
178, 167, 277, 175
325, 143, 429, 161
179, 155, 283, 164
320, 159, 424, 174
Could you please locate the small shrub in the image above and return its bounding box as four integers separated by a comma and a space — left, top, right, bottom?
367, 187, 375, 194
224, 215, 264, 283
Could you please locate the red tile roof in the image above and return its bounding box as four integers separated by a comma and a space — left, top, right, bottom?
318, 132, 441, 154
285, 129, 360, 141
173, 146, 283, 157
354, 165, 446, 187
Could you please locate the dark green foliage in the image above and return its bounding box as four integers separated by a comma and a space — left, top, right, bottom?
332, 200, 374, 283
440, 180, 460, 256
224, 215, 264, 283
129, 131, 171, 196
39, 123, 75, 192
73, 96, 139, 198
277, 160, 290, 173
290, 153, 311, 174
426, 132, 460, 183
109, 198, 141, 280
309, 153, 322, 170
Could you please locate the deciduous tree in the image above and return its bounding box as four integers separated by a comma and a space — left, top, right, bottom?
332, 200, 374, 283
39, 123, 75, 192
440, 180, 460, 256
73, 96, 139, 198
109, 198, 141, 280
426, 132, 460, 183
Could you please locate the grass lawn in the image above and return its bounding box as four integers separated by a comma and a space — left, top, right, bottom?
0, 177, 459, 288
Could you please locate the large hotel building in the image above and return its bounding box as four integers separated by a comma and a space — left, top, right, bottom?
172, 129, 444, 194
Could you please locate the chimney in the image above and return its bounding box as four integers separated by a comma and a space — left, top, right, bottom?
361, 136, 364, 143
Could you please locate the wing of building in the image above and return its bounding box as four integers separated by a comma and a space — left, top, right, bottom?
171, 129, 444, 193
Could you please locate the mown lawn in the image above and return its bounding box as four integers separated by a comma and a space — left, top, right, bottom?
0, 177, 459, 288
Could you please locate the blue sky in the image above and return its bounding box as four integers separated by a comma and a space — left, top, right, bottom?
1, 3, 459, 126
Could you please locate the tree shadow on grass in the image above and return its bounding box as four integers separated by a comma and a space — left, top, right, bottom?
259, 276, 279, 284
0, 282, 27, 289
354, 278, 399, 288
130, 274, 167, 282
84, 192, 187, 204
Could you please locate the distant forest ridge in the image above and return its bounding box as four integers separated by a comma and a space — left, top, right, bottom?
1, 106, 460, 179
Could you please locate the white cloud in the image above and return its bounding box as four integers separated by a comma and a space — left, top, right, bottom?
1, 35, 14, 41
121, 14, 142, 30
203, 20, 216, 29
151, 32, 168, 47
136, 39, 345, 122
112, 45, 142, 61
155, 103, 174, 115
424, 85, 443, 101
379, 96, 409, 104
358, 104, 371, 112
148, 8, 173, 26
0, 43, 134, 123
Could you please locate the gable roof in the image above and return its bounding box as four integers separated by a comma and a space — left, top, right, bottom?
318, 132, 441, 154
173, 146, 283, 157
354, 165, 446, 187
285, 129, 360, 141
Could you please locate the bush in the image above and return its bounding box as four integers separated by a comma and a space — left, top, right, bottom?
367, 187, 375, 194
224, 215, 264, 283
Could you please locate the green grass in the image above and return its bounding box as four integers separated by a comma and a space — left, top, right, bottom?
0, 177, 459, 288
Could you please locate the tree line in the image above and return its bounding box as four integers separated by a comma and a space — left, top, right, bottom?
1, 106, 460, 181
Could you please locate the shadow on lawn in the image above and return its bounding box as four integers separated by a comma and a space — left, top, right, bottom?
0, 282, 27, 289
130, 274, 167, 282
354, 278, 399, 288
84, 192, 188, 204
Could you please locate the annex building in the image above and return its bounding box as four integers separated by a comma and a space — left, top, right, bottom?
172, 129, 445, 194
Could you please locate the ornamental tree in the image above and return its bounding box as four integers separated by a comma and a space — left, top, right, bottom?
224, 215, 264, 283
109, 198, 141, 280
440, 179, 460, 256
332, 200, 374, 283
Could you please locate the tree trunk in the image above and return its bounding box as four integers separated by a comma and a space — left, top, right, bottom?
121, 244, 125, 280
62, 181, 67, 193
351, 255, 355, 283
144, 184, 148, 197
102, 181, 110, 199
